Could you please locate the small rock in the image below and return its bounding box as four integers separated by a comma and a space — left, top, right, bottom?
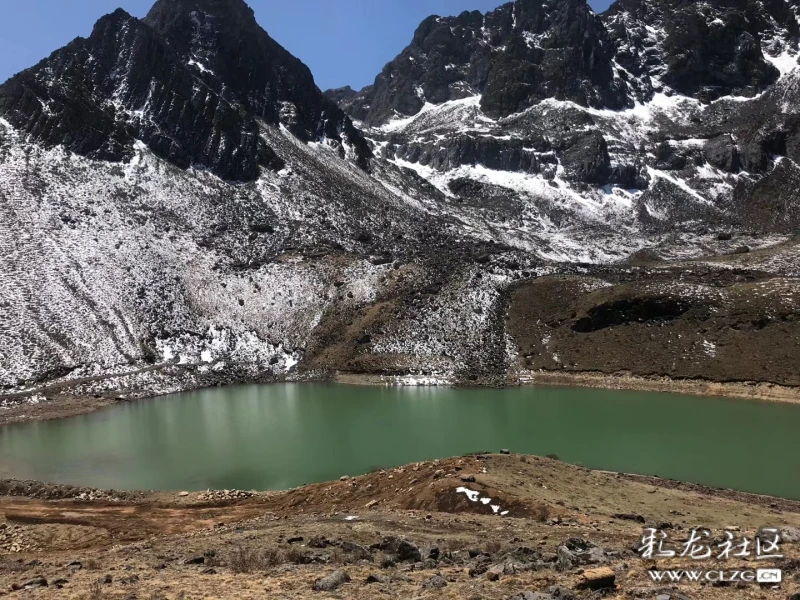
202, 568, 217, 575
421, 574, 447, 589
183, 556, 205, 565
312, 569, 350, 592
556, 538, 606, 571
500, 449, 510, 455
178, 491, 190, 497
287, 536, 304, 544
365, 573, 390, 584
428, 546, 440, 560
365, 499, 379, 508
459, 475, 476, 483
468, 555, 492, 576
612, 513, 646, 523
102, 574, 113, 584
781, 527, 800, 543
23, 576, 48, 588
578, 566, 616, 590
308, 536, 331, 548
486, 564, 504, 581
53, 579, 69, 589
396, 539, 422, 562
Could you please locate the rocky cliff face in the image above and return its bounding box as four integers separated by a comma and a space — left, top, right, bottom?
0, 0, 370, 181
327, 0, 800, 237
1, 0, 799, 404
337, 0, 798, 125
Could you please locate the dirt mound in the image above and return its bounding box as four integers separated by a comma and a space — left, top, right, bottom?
269, 456, 542, 519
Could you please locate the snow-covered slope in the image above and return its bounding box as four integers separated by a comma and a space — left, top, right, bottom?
1, 0, 800, 402
329, 0, 800, 242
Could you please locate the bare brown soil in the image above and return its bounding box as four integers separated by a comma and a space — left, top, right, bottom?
519, 371, 800, 404
0, 394, 120, 427
507, 270, 800, 388
1, 454, 799, 599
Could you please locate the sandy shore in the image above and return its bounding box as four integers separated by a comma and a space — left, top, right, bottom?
517, 370, 800, 404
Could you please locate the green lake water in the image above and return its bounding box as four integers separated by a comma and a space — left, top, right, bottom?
0, 383, 797, 498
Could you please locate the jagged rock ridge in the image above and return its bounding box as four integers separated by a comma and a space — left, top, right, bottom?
0, 0, 370, 181
334, 0, 799, 125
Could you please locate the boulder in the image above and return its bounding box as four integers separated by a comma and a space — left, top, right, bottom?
468, 554, 493, 576
612, 513, 646, 523
376, 537, 422, 562
312, 569, 350, 592
507, 592, 566, 600
561, 133, 611, 185
703, 136, 740, 172
421, 574, 448, 589
21, 576, 48, 589
486, 564, 504, 581
578, 566, 616, 590
396, 539, 422, 562
556, 538, 606, 571
781, 527, 800, 543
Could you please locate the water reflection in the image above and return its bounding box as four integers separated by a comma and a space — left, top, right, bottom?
0, 384, 797, 498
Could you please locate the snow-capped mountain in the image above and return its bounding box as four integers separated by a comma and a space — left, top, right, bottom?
329, 0, 800, 242
1, 0, 799, 404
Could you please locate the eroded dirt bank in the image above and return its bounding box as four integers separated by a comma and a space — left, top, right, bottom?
1, 454, 799, 599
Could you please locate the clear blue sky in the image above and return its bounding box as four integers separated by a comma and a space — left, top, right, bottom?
0, 0, 613, 92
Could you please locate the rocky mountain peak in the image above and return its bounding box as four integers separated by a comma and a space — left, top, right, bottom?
331, 0, 630, 126
331, 0, 800, 126
0, 0, 371, 181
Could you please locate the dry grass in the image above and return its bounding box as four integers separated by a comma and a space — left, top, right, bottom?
283, 546, 308, 565
228, 545, 282, 573
84, 581, 104, 600
329, 546, 344, 564
531, 503, 551, 523
84, 558, 100, 571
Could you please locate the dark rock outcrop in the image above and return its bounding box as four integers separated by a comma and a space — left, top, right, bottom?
337, 0, 633, 126
0, 0, 371, 180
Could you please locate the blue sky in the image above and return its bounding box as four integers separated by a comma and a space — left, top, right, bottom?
0, 0, 613, 92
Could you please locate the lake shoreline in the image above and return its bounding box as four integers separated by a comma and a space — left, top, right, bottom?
2, 369, 800, 427
335, 370, 800, 404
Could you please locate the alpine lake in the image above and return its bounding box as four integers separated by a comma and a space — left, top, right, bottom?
0, 383, 797, 498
